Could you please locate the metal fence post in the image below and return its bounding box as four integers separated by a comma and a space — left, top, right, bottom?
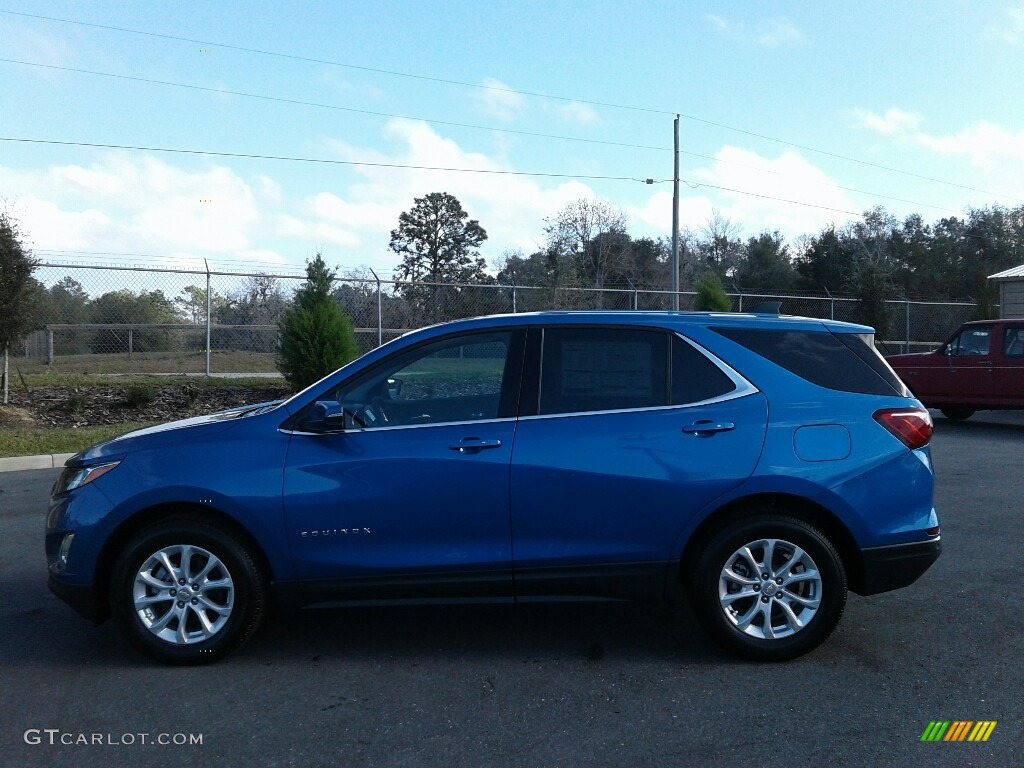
824, 286, 835, 320
205, 259, 212, 376
47, 329, 54, 365
369, 268, 382, 348
128, 329, 133, 361
904, 299, 911, 354
512, 284, 518, 313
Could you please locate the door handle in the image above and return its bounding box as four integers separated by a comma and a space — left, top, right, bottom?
682, 420, 735, 437
449, 438, 503, 453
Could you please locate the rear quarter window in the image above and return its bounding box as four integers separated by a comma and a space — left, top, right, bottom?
712, 327, 906, 396
672, 336, 737, 404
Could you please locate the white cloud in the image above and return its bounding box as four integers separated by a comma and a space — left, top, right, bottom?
855, 107, 923, 136
703, 15, 803, 47
0, 21, 73, 73
0, 155, 275, 262
14, 197, 113, 251
3, 123, 871, 283
559, 101, 599, 125
472, 77, 526, 122
315, 119, 597, 270
627, 147, 861, 243
704, 14, 729, 33
991, 1, 1024, 44
6, 121, 597, 278
757, 19, 804, 47
914, 122, 1024, 170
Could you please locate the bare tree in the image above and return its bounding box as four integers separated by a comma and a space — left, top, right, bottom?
545, 199, 629, 304
694, 209, 744, 280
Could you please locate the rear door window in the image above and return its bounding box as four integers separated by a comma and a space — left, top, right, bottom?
539, 328, 667, 415
536, 328, 741, 416
1002, 327, 1024, 358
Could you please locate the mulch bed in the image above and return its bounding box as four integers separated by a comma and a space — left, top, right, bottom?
3, 385, 292, 428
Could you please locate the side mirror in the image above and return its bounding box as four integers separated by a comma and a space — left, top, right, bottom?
387, 377, 403, 398
305, 400, 346, 432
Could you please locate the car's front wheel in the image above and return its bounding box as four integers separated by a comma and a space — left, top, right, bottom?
110, 519, 267, 665
689, 514, 847, 661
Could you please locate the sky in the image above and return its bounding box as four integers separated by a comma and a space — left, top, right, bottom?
2, 0, 1024, 284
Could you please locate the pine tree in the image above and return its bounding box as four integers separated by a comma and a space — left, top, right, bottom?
0, 210, 39, 403
277, 253, 359, 390
693, 273, 732, 312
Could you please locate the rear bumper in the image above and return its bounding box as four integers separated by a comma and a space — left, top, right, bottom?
854, 538, 941, 596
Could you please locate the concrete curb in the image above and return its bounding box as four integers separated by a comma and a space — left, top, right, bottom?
0, 453, 76, 473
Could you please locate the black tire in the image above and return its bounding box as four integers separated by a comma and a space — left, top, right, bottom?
689, 514, 846, 662
940, 406, 974, 421
110, 519, 267, 665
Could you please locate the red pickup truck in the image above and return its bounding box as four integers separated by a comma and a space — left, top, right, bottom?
887, 319, 1024, 420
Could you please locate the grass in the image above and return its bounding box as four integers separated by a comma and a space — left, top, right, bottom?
0, 370, 292, 459
0, 419, 159, 458
12, 349, 281, 376
14, 371, 288, 391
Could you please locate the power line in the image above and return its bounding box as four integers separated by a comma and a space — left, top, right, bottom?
0, 58, 670, 154
0, 136, 657, 183
4, 8, 1019, 203
675, 148, 963, 216
1, 135, 880, 218
0, 8, 671, 116
0, 57, 971, 217
673, 115, 1020, 203
682, 182, 863, 218
12, 135, 1023, 241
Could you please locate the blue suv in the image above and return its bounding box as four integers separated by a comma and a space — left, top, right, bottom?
46, 311, 940, 664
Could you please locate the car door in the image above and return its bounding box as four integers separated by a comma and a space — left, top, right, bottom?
932, 326, 994, 404
281, 329, 524, 599
509, 326, 768, 600
993, 324, 1024, 406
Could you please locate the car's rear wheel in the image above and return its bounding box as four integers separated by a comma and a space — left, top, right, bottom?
689, 514, 846, 661
110, 519, 266, 665
939, 406, 975, 421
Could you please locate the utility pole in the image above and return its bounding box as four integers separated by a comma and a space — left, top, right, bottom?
672, 114, 680, 311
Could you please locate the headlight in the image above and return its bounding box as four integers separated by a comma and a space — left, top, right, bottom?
54, 461, 121, 495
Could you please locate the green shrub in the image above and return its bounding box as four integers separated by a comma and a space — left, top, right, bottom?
181, 382, 200, 409
66, 391, 88, 415
694, 274, 733, 312
277, 254, 359, 390
124, 384, 155, 407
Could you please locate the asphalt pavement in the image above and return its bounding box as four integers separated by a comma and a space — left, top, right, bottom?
0, 412, 1021, 768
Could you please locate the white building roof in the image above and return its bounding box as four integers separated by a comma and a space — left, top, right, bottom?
989, 264, 1024, 280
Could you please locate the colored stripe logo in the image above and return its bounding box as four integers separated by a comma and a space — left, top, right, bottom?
921, 721, 997, 742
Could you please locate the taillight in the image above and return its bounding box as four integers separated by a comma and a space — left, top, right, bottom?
873, 408, 933, 450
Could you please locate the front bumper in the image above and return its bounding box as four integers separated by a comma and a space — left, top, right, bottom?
48, 573, 102, 623
854, 537, 941, 596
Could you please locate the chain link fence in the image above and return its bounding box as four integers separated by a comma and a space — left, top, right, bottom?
15, 263, 980, 375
